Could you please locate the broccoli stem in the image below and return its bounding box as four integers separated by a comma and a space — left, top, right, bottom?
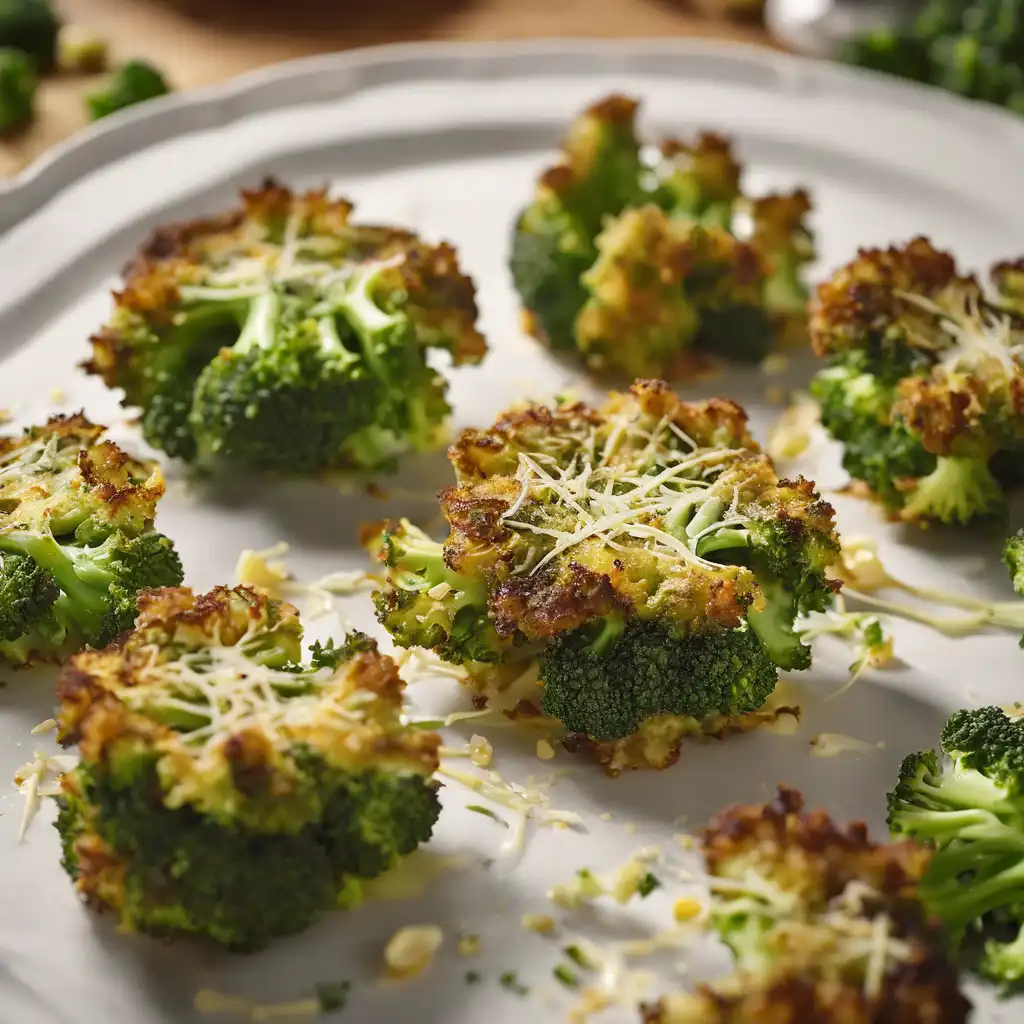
0, 533, 109, 632
233, 290, 281, 355
315, 316, 358, 368
930, 856, 1024, 938
696, 527, 750, 557
663, 494, 699, 539
900, 454, 1004, 524
589, 614, 626, 655
685, 496, 727, 540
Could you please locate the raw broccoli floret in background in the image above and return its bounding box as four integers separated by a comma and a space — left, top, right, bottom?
0, 45, 34, 134
840, 0, 1024, 115
509, 95, 815, 378
889, 706, 1024, 993
809, 237, 1024, 525
0, 0, 59, 72
55, 585, 442, 951
85, 58, 169, 121
0, 414, 183, 665
644, 787, 970, 1023
365, 380, 841, 773
85, 180, 487, 473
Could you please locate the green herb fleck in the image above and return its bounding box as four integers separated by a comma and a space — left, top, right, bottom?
563, 944, 593, 969
553, 965, 578, 988
637, 872, 661, 898
465, 971, 481, 985
315, 981, 351, 1013
499, 971, 529, 996
466, 804, 509, 828
411, 719, 445, 730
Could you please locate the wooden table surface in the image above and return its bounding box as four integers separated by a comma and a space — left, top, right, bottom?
0, 0, 772, 177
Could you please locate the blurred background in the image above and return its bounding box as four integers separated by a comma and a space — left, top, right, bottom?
0, 0, 1021, 177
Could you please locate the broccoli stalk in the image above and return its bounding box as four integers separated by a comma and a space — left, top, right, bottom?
899, 454, 1004, 525
0, 530, 182, 650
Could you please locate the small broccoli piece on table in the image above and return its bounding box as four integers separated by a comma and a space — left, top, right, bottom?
0, 413, 183, 665
85, 58, 169, 121
55, 585, 441, 951
509, 95, 815, 379
809, 237, 1024, 525
85, 179, 486, 473
367, 380, 840, 773
643, 787, 970, 1024
0, 47, 35, 135
0, 0, 59, 72
57, 24, 108, 74
888, 706, 1024, 992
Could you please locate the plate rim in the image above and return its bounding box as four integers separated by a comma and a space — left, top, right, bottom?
2, 35, 1024, 235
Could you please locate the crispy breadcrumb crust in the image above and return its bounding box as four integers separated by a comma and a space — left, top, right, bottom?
426, 381, 837, 641
85, 177, 485, 393
809, 237, 977, 358
642, 787, 969, 1024
702, 786, 932, 905
57, 586, 440, 798
0, 411, 165, 531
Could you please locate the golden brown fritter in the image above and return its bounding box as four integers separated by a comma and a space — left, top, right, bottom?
809, 237, 978, 358
58, 586, 439, 816
0, 412, 164, 535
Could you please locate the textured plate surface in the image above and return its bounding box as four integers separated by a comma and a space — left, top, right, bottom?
0, 40, 1021, 1024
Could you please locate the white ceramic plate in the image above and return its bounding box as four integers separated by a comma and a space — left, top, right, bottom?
0, 40, 1021, 1024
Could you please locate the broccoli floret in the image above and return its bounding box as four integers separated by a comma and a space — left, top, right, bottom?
809, 238, 1024, 524
369, 382, 841, 771
56, 24, 107, 74
85, 58, 169, 121
540, 619, 777, 742
55, 585, 441, 951
0, 414, 183, 664
86, 181, 486, 474
841, 0, 1024, 114
363, 518, 500, 665
0, 0, 58, 72
509, 95, 815, 378
1004, 529, 1024, 598
888, 707, 1024, 989
647, 787, 970, 1024
0, 46, 34, 134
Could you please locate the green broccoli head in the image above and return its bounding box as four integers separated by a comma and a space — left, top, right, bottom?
539, 618, 777, 742
0, 0, 59, 72
653, 133, 742, 229
510, 95, 814, 377
0, 47, 35, 135
85, 58, 170, 121
369, 382, 840, 770
810, 237, 1024, 524
649, 786, 969, 1024
0, 414, 183, 664
55, 585, 441, 951
1004, 529, 1024, 599
86, 181, 486, 474
363, 518, 501, 665
888, 708, 1024, 967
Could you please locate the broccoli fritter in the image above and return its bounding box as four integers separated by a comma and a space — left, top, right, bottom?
366, 380, 840, 772
810, 237, 1024, 524
55, 585, 441, 951
509, 95, 815, 378
86, 179, 486, 473
0, 413, 183, 665
889, 706, 1024, 992
643, 787, 969, 1024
